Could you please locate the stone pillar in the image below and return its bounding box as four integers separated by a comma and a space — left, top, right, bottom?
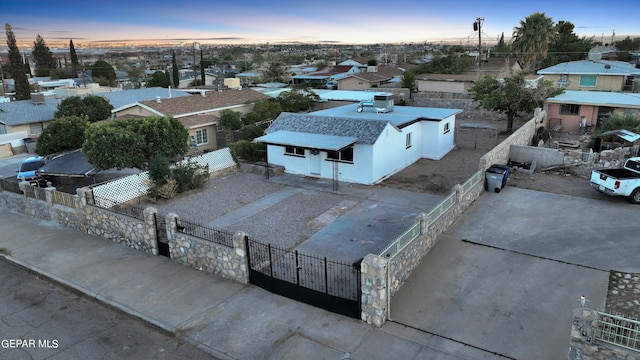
360, 253, 388, 327
76, 187, 91, 207
417, 212, 428, 237
453, 183, 464, 205
232, 231, 249, 285
166, 212, 179, 258
44, 186, 55, 207
75, 187, 91, 233
144, 207, 159, 256
568, 307, 599, 359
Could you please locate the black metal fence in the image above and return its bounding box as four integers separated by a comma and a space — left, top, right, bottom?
246, 237, 361, 319
176, 218, 234, 247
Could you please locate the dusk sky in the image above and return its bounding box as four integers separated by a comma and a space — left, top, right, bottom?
3, 0, 637, 46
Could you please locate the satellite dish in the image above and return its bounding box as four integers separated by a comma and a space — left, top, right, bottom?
357, 105, 363, 113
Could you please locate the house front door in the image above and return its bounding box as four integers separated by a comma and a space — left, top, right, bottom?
309, 150, 321, 176
596, 107, 614, 129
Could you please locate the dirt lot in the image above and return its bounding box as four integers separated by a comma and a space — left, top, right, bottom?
379, 120, 600, 200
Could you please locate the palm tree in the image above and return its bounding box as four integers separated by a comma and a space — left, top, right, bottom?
511, 12, 557, 71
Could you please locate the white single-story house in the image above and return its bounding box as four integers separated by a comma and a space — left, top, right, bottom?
255, 93, 460, 185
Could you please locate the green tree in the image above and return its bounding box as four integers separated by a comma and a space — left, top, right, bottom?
32, 35, 57, 77
542, 21, 594, 67
171, 50, 180, 88
468, 71, 564, 133
83, 116, 188, 170
241, 124, 264, 141
599, 113, 640, 133
54, 95, 113, 122
493, 32, 510, 57
367, 59, 378, 66
127, 64, 145, 88
277, 90, 315, 112
401, 70, 415, 90
615, 36, 640, 52
5, 23, 31, 100
242, 99, 283, 125
89, 60, 117, 86
69, 39, 79, 73
35, 116, 90, 155
263, 58, 287, 83
415, 55, 474, 74
511, 12, 557, 71
219, 109, 243, 130
146, 70, 170, 88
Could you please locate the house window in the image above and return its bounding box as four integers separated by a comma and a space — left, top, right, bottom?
216, 124, 224, 132
327, 147, 354, 163
623, 108, 639, 116
560, 104, 580, 115
195, 129, 208, 144
443, 122, 450, 134
0, 123, 6, 135
29, 123, 43, 136
284, 146, 305, 157
405, 133, 412, 149
579, 75, 597, 87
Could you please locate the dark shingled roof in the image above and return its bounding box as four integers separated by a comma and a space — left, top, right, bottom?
266, 112, 393, 145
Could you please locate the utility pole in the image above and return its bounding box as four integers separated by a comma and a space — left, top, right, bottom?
473, 17, 484, 68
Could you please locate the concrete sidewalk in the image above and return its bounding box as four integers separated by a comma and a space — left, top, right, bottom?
0, 207, 494, 360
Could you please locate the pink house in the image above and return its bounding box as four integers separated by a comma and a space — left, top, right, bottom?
546, 90, 640, 133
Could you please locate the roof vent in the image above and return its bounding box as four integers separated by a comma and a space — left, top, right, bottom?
373, 93, 394, 113
155, 96, 162, 103
31, 93, 45, 105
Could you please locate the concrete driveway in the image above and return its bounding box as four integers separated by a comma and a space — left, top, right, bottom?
389, 187, 638, 360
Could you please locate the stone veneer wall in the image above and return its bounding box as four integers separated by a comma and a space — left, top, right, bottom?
0, 185, 82, 230
478, 109, 545, 171
360, 111, 543, 327
361, 181, 484, 327
568, 308, 638, 359
80, 187, 157, 255
165, 213, 249, 284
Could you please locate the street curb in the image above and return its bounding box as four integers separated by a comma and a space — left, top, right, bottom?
1, 254, 177, 336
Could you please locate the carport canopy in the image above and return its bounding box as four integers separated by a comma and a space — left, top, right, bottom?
37, 149, 99, 177
255, 131, 357, 151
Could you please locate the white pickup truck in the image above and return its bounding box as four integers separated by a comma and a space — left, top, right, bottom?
590, 157, 640, 204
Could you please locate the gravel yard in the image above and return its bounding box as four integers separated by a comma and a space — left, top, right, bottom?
148, 172, 284, 224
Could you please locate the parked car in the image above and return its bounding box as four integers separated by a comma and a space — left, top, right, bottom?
590, 157, 640, 204
16, 156, 46, 186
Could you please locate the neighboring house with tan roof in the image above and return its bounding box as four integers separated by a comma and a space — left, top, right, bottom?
112, 88, 270, 151
292, 65, 360, 87
0, 87, 189, 154
337, 65, 404, 90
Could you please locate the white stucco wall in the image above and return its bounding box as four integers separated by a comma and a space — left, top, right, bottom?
420, 116, 455, 160
266, 116, 457, 185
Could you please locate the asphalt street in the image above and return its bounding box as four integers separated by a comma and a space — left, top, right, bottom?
0, 258, 216, 360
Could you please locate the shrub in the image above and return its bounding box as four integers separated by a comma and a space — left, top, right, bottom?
148, 155, 172, 185
146, 177, 178, 202
229, 140, 264, 162
170, 160, 209, 193
241, 124, 264, 141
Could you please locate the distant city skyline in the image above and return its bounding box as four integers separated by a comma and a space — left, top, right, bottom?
3, 0, 637, 47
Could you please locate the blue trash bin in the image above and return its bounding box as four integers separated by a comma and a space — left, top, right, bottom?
486, 165, 510, 193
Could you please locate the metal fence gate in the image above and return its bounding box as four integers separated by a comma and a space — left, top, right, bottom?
246, 237, 361, 319
154, 214, 170, 258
